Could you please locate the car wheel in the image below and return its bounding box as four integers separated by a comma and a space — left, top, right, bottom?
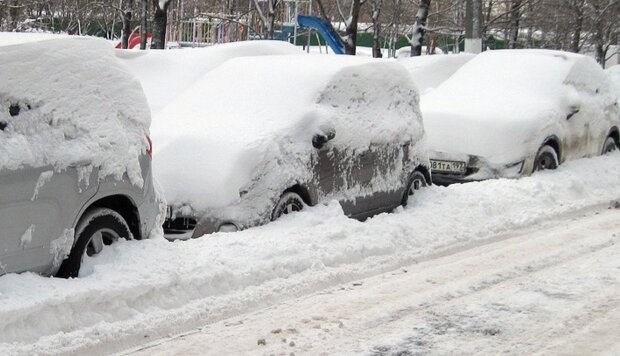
55, 208, 131, 278
271, 192, 305, 221
533, 145, 559, 172
601, 136, 618, 155
401, 170, 428, 207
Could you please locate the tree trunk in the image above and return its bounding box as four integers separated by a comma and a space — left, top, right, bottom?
151, 0, 170, 49
371, 0, 383, 58
140, 0, 148, 49
410, 0, 431, 56
267, 0, 278, 40
121, 0, 134, 49
508, 0, 521, 49
570, 0, 584, 53
344, 0, 362, 55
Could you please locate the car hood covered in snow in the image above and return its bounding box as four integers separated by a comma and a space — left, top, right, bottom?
154, 55, 423, 215
421, 49, 612, 165
117, 41, 302, 116
0, 37, 150, 186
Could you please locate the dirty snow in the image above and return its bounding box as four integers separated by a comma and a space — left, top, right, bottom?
0, 153, 619, 355
128, 207, 620, 355
0, 37, 150, 186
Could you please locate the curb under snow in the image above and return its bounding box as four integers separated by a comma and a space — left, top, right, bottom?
1, 153, 620, 355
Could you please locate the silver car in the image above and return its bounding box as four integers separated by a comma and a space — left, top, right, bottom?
0, 37, 160, 278
155, 55, 431, 238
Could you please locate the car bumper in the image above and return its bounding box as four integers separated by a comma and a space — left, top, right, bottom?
430, 153, 525, 185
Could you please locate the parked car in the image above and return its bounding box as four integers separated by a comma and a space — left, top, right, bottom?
155, 55, 430, 238
0, 37, 160, 277
398, 53, 475, 94
420, 49, 620, 184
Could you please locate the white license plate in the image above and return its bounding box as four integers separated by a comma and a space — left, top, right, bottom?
430, 159, 466, 174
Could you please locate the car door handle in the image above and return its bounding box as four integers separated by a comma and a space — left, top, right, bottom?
68, 159, 92, 168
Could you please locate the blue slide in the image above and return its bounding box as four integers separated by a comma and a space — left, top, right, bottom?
297, 15, 346, 55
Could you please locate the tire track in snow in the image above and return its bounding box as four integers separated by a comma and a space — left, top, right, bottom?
128, 208, 620, 356
2, 154, 620, 355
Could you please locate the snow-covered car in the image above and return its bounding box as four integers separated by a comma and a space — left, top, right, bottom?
117, 40, 302, 116
421, 49, 620, 184
0, 37, 160, 277
398, 53, 475, 94
155, 55, 430, 237
606, 65, 620, 101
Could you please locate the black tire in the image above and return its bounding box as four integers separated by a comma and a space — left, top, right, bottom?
401, 170, 428, 207
533, 145, 559, 172
56, 208, 131, 278
271, 192, 305, 221
602, 136, 618, 155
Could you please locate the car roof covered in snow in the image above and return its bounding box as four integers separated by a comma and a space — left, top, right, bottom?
397, 53, 475, 93
0, 32, 85, 47
0, 37, 150, 185
153, 54, 423, 210
117, 41, 303, 116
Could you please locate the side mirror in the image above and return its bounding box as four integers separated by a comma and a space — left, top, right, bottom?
566, 105, 580, 120
312, 128, 335, 149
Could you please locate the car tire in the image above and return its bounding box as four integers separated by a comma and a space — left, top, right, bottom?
271, 192, 305, 221
533, 145, 559, 172
401, 170, 428, 207
601, 136, 618, 155
55, 208, 131, 278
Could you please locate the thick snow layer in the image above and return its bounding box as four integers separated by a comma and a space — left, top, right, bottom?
130, 209, 620, 355
0, 38, 150, 186
117, 41, 303, 116
1, 153, 620, 355
154, 55, 423, 215
398, 53, 475, 93
0, 32, 71, 46
422, 49, 618, 166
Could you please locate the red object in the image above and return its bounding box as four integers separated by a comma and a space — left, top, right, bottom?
115, 33, 152, 49
146, 135, 153, 157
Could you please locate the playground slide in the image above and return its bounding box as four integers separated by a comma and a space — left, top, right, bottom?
296, 15, 346, 55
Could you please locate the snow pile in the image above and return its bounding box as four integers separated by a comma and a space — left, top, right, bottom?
154, 54, 423, 221
422, 49, 617, 165
398, 53, 475, 93
0, 37, 150, 186
1, 153, 620, 355
117, 41, 303, 115
0, 32, 72, 46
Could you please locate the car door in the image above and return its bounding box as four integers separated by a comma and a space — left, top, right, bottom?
0, 162, 99, 274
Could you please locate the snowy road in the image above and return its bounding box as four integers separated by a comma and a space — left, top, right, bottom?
1, 153, 620, 355
127, 208, 620, 355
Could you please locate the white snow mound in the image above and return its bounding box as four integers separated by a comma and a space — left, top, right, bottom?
117, 40, 303, 116
0, 37, 151, 186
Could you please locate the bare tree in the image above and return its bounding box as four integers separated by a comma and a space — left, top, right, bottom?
409, 0, 431, 56
370, 0, 383, 57
151, 0, 171, 49
315, 0, 366, 55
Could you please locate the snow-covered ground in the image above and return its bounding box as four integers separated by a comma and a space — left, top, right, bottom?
127, 207, 620, 355
1, 152, 620, 355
